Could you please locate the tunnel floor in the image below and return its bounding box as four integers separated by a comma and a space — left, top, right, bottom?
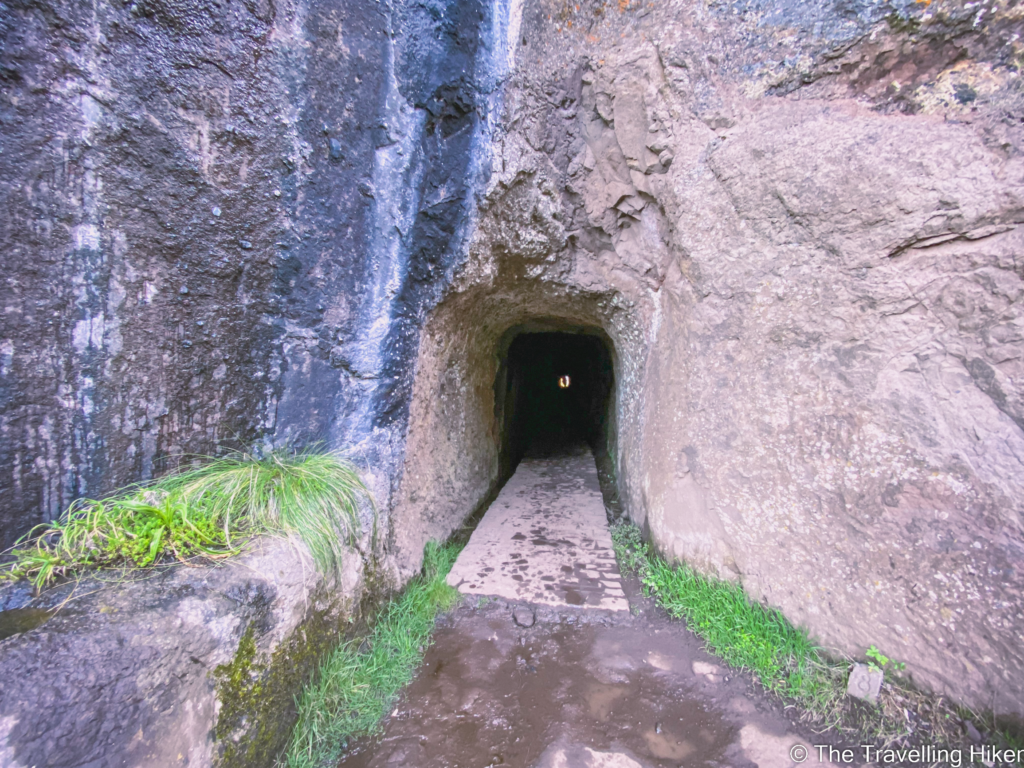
446, 446, 628, 611
333, 450, 842, 768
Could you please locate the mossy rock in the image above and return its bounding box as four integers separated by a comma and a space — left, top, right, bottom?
213, 584, 350, 768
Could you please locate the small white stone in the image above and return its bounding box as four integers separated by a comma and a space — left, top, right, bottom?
846, 663, 884, 704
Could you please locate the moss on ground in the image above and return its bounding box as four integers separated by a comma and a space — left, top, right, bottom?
885, 11, 921, 35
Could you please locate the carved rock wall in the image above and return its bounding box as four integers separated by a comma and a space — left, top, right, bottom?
393, 0, 1024, 717
3, 0, 1023, 723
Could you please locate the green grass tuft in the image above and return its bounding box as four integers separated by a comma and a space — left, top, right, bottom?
1, 449, 372, 588
612, 522, 1024, 757
611, 522, 847, 721
283, 540, 463, 768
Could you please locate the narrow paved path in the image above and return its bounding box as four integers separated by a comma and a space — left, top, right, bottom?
336, 450, 847, 768
447, 450, 628, 612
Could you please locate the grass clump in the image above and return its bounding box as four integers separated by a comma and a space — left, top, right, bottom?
611, 522, 1024, 754
611, 522, 846, 720
1, 449, 372, 588
283, 540, 463, 768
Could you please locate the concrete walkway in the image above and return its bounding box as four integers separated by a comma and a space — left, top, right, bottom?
447, 450, 629, 612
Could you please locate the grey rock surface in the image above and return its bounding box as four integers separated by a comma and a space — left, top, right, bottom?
0, 0, 290, 546
0, 0, 504, 553
0, 538, 364, 768
2, 0, 1024, 734
391, 0, 1024, 719
513, 604, 537, 628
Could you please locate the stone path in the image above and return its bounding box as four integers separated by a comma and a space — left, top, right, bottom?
447, 450, 629, 612
343, 449, 852, 768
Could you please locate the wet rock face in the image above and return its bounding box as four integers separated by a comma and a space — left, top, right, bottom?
0, 0, 498, 547
0, 0, 289, 546
0, 539, 364, 768
394, 0, 1024, 719
3, 0, 1024, 726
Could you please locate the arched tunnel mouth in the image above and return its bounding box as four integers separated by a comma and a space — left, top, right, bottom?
495, 326, 616, 479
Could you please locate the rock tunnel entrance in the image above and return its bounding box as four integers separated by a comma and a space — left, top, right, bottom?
495, 328, 616, 480
447, 322, 627, 612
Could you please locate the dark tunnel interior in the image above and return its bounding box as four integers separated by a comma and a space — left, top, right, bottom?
496, 330, 615, 479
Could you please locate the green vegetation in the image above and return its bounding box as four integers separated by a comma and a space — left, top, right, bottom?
611, 522, 847, 721
611, 521, 1024, 755
866, 644, 905, 673
283, 540, 463, 768
1, 450, 371, 588
212, 587, 345, 768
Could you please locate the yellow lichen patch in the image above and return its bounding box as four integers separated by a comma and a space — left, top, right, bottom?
912, 60, 1011, 114
741, 77, 769, 100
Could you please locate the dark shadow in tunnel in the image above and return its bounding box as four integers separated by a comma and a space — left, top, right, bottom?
495, 328, 615, 480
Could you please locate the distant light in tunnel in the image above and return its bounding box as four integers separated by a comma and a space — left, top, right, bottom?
558, 375, 571, 389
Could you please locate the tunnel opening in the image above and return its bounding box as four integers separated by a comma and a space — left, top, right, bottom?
495, 327, 616, 481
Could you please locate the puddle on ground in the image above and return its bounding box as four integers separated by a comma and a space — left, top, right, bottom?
0, 607, 54, 641
339, 601, 751, 768
338, 445, 842, 768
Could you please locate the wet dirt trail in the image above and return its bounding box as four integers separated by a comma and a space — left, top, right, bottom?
339, 451, 842, 768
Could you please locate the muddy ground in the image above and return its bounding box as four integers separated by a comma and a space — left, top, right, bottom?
337, 574, 853, 768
